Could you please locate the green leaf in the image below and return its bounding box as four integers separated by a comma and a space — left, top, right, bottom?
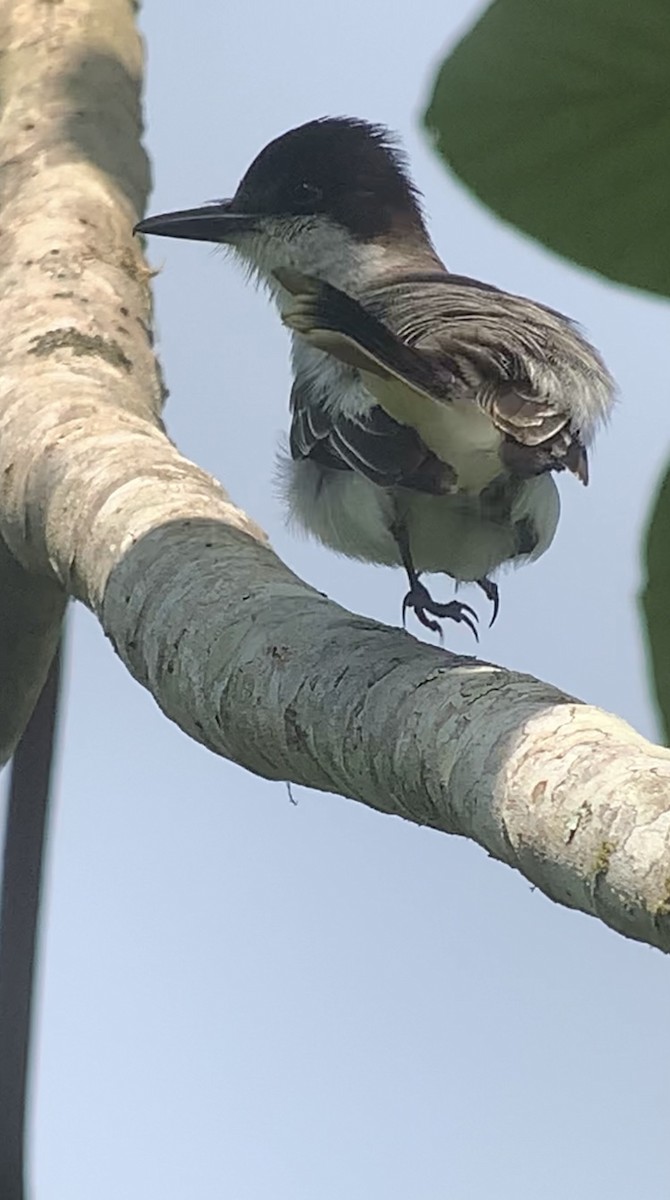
642, 470, 670, 742
424, 0, 670, 299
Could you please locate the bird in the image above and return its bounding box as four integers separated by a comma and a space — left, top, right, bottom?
135, 116, 615, 637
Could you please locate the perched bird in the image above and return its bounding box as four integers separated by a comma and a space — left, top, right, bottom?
135, 117, 614, 636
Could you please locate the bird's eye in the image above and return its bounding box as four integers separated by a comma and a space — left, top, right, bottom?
295, 181, 323, 205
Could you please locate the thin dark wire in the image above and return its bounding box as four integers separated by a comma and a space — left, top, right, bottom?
0, 642, 63, 1200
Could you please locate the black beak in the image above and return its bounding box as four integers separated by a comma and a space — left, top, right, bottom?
134, 200, 258, 243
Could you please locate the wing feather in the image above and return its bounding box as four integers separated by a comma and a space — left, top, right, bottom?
278, 267, 614, 485
289, 377, 456, 494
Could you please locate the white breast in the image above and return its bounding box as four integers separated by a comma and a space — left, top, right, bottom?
277, 454, 560, 582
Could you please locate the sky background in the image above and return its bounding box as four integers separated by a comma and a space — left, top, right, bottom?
6, 1, 670, 1197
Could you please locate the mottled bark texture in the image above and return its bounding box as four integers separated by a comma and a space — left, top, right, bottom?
0, 2, 668, 950
0, 0, 159, 757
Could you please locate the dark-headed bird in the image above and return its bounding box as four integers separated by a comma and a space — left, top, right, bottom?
136, 117, 614, 636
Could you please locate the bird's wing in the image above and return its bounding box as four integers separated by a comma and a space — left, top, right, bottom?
276, 267, 615, 485
288, 376, 456, 495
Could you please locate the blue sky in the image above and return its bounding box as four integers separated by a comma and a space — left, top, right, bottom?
14, 1, 670, 1196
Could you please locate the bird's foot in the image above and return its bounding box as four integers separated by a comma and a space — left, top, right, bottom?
477, 577, 500, 627
402, 580, 479, 641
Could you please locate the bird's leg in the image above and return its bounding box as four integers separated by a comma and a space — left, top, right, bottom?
476, 576, 500, 627
391, 519, 479, 640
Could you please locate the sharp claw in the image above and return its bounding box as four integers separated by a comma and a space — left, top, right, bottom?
462, 611, 480, 642
416, 609, 443, 637
477, 577, 500, 627
401, 581, 480, 642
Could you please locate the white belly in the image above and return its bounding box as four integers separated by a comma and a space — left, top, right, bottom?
277, 455, 559, 583
277, 455, 399, 565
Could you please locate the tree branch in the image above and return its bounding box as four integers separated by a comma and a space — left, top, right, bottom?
0, 5, 166, 1194
0, 0, 668, 963
0, 376, 669, 949
0, 645, 62, 1200
0, 0, 160, 758
0, 538, 64, 764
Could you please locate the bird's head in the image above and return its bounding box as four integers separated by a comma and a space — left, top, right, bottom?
135, 117, 433, 292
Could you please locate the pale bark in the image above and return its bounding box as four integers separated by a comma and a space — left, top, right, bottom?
0, 0, 159, 756
1, 340, 670, 950
0, 0, 669, 953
